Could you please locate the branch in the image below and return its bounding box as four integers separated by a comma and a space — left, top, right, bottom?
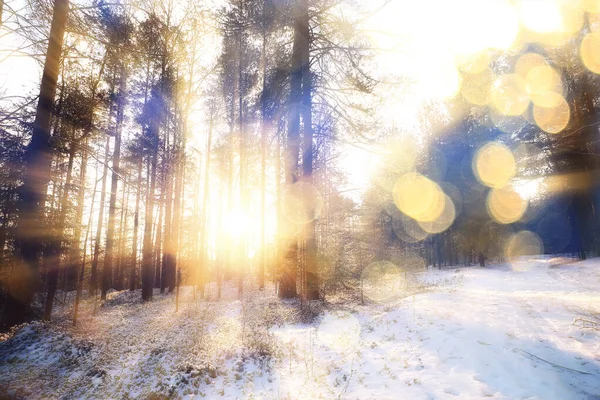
516, 348, 594, 375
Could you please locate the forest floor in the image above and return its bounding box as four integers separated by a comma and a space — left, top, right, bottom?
1, 257, 599, 399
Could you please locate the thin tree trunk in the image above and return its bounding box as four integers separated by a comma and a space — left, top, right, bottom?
170, 135, 184, 293
73, 167, 99, 326
66, 139, 87, 291
259, 4, 267, 290
115, 174, 128, 290
142, 140, 158, 301
44, 140, 76, 321
200, 119, 213, 295
299, 0, 318, 300
130, 158, 142, 291
238, 18, 245, 297
155, 179, 165, 291
101, 68, 125, 300
161, 162, 173, 294
90, 136, 110, 296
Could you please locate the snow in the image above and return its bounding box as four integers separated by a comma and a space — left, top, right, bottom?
1, 257, 599, 399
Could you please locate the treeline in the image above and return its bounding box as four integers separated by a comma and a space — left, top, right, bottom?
0, 0, 375, 328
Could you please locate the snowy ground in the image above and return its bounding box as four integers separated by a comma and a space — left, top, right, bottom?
1, 257, 599, 399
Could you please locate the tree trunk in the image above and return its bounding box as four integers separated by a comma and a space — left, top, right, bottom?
161, 161, 173, 293
2, 0, 69, 328
73, 165, 99, 326
200, 119, 213, 295
101, 72, 125, 300
142, 138, 158, 301
115, 174, 128, 290
259, 4, 267, 290
299, 0, 318, 300
279, 0, 306, 298
130, 158, 142, 291
66, 139, 87, 292
67, 55, 105, 292
170, 138, 184, 293
90, 136, 110, 296
44, 140, 76, 321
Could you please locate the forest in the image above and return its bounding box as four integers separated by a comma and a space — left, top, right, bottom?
0, 0, 599, 399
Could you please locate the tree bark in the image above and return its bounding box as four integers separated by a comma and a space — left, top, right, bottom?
44, 140, 75, 321
142, 134, 158, 301
101, 71, 125, 300
279, 0, 306, 298
130, 158, 142, 291
2, 0, 69, 328
299, 0, 318, 300
90, 136, 110, 296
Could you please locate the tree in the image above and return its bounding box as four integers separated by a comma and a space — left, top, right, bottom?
2, 0, 69, 328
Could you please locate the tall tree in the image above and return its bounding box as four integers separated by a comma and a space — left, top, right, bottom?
2, 0, 69, 327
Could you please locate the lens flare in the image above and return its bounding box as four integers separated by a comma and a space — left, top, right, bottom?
487, 187, 528, 224
361, 261, 406, 303
392, 214, 429, 243
473, 142, 516, 188
393, 172, 444, 222
516, 53, 547, 79
461, 68, 494, 106
525, 65, 564, 107
418, 194, 456, 234
491, 74, 530, 116
505, 230, 544, 270
581, 31, 600, 74
533, 95, 570, 134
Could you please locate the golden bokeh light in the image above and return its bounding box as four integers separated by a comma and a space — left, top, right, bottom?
392, 214, 430, 243
580, 31, 600, 74
418, 194, 456, 234
487, 187, 528, 224
473, 142, 516, 188
533, 95, 570, 134
525, 65, 564, 107
515, 53, 548, 78
361, 261, 406, 303
461, 68, 494, 106
491, 74, 530, 116
505, 230, 544, 270
393, 172, 444, 222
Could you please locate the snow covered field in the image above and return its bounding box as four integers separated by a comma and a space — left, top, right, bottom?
1, 257, 599, 399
